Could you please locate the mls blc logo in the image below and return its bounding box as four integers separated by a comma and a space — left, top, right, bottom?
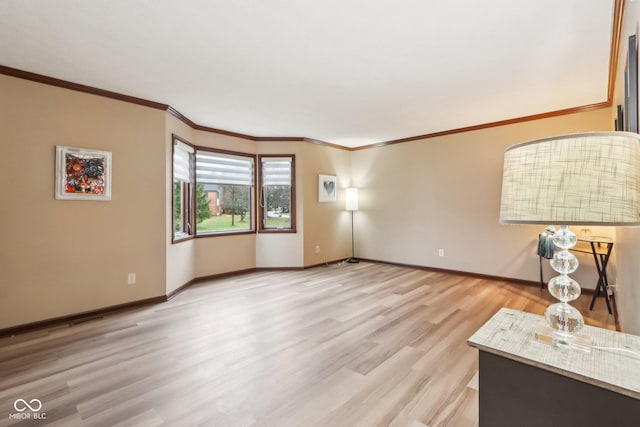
9, 399, 46, 420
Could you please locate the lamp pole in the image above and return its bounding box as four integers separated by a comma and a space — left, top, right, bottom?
347, 209, 358, 263
345, 187, 359, 264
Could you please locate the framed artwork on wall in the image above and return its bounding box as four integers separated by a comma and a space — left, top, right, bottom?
55, 146, 112, 200
318, 174, 337, 202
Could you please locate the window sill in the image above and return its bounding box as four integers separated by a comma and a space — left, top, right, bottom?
195, 230, 256, 238
172, 233, 194, 244
258, 228, 297, 234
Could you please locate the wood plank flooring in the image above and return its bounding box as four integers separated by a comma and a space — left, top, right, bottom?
0, 262, 615, 426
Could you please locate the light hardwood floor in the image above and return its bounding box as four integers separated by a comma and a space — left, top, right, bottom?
0, 262, 615, 426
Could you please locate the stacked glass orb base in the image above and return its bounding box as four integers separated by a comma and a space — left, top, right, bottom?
539, 225, 590, 350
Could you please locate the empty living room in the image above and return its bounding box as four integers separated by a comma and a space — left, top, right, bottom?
1, 1, 639, 426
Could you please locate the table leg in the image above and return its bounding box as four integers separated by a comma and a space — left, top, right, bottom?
539, 256, 544, 291
588, 243, 613, 315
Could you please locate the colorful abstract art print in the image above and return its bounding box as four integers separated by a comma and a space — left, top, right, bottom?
55, 146, 112, 200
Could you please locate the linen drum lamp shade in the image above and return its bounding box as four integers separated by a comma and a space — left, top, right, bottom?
499, 131, 640, 348
500, 132, 640, 226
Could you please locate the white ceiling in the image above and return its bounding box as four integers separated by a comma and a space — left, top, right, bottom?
0, 0, 615, 147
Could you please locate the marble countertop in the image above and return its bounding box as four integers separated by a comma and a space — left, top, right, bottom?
467, 308, 640, 400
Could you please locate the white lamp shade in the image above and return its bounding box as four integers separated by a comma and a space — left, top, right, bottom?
345, 187, 359, 211
500, 132, 640, 225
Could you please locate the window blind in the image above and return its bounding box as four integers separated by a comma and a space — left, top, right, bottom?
173, 141, 194, 182
262, 157, 292, 186
196, 150, 254, 186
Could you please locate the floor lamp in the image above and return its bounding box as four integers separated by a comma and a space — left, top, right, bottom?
500, 131, 640, 349
346, 187, 359, 263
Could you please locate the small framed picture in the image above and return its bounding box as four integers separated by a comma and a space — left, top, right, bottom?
55, 146, 112, 200
318, 174, 337, 203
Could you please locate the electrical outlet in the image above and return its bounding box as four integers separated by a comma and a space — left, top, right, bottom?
127, 273, 136, 285
438, 249, 445, 257
315, 245, 321, 254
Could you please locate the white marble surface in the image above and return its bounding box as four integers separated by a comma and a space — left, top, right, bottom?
468, 308, 640, 399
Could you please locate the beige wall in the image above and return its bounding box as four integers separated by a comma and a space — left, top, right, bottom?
165, 114, 195, 294
301, 143, 352, 266
255, 141, 305, 268
0, 75, 166, 329
611, 0, 640, 335
350, 108, 614, 288
191, 131, 257, 277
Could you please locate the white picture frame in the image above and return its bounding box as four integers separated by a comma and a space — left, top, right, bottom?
318, 174, 337, 203
55, 146, 112, 201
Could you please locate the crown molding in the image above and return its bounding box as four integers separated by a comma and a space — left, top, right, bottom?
0, 64, 169, 110
351, 102, 611, 151
609, 0, 625, 102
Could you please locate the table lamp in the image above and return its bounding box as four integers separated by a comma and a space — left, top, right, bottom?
500, 131, 640, 348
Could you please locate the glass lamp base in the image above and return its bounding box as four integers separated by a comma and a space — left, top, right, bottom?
535, 325, 592, 352
537, 226, 591, 352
